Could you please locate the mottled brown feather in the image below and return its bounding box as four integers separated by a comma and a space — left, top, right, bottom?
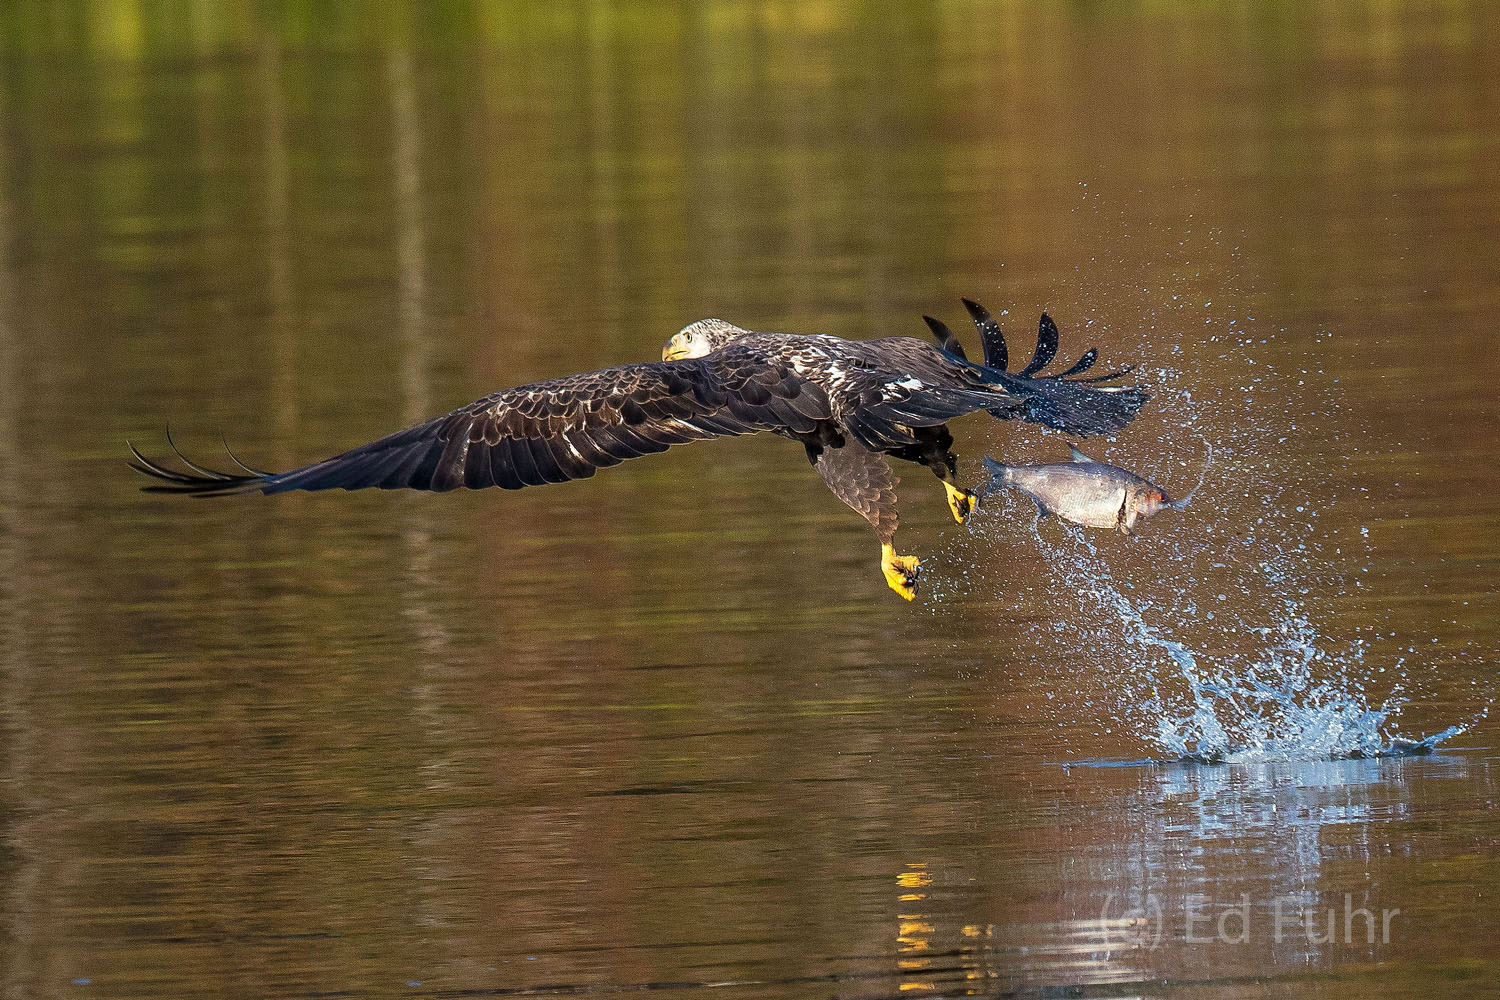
814, 444, 900, 543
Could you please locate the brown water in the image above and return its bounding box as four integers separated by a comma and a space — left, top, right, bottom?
3, 5, 1499, 998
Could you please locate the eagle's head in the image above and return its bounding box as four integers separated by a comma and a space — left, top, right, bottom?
662, 318, 750, 361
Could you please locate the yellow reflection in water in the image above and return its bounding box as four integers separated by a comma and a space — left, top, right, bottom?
896, 863, 935, 990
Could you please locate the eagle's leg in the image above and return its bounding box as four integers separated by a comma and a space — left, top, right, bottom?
892, 427, 978, 525
809, 439, 920, 601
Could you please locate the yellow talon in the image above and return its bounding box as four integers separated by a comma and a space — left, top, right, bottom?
881, 542, 921, 601
943, 482, 977, 524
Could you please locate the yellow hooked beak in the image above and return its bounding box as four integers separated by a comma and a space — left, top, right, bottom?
662, 334, 692, 361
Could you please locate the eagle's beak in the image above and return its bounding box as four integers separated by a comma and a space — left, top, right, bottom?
662, 334, 692, 361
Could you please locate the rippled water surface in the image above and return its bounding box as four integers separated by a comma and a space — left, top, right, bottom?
3, 5, 1499, 998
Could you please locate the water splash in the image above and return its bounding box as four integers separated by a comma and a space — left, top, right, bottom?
1163, 437, 1213, 511
950, 383, 1478, 763
939, 278, 1488, 761
1020, 488, 1473, 765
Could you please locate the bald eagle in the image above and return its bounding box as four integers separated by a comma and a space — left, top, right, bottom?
131, 300, 1146, 599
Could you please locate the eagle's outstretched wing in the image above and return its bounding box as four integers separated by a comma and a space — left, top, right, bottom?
130, 342, 1003, 496
924, 301, 1132, 385
919, 302, 1146, 437
132, 350, 818, 495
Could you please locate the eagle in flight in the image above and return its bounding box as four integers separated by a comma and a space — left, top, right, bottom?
132, 300, 1147, 600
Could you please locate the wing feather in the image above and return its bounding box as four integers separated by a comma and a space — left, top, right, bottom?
525, 436, 572, 484
430, 430, 472, 492
922, 315, 967, 361
380, 443, 435, 490
462, 445, 495, 489
483, 441, 523, 489
559, 428, 624, 470
504, 435, 546, 486
1049, 348, 1097, 379
1017, 313, 1061, 376
961, 298, 1008, 371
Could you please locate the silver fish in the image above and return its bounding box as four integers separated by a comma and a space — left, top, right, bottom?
981, 445, 1181, 535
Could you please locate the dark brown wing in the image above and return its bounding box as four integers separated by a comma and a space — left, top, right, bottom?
1017, 313, 1060, 376
921, 315, 967, 360
960, 298, 1008, 371
813, 340, 1024, 451
814, 334, 1122, 448
130, 345, 833, 496
916, 300, 1151, 437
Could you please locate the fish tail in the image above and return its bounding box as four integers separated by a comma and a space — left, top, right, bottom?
978, 456, 1012, 502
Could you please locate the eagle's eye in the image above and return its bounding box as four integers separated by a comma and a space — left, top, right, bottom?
663, 331, 709, 362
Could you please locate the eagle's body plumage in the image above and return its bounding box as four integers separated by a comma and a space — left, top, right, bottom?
132, 302, 1148, 599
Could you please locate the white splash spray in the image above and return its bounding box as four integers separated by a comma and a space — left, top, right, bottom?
1038, 523, 1470, 763
940, 293, 1485, 763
